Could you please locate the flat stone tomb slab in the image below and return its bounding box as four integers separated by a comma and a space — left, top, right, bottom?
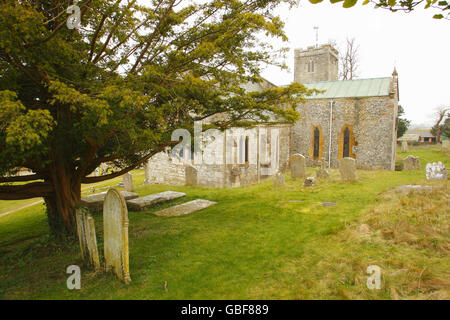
126, 191, 186, 211
80, 191, 139, 211
153, 199, 217, 217
321, 202, 338, 207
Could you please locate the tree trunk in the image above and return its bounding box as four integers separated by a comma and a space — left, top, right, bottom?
44, 165, 82, 238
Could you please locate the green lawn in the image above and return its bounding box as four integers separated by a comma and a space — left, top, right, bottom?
0, 145, 448, 299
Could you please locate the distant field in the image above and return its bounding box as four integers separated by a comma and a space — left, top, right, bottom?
0, 145, 448, 299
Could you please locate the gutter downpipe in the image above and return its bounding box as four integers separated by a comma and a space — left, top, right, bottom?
328, 99, 334, 168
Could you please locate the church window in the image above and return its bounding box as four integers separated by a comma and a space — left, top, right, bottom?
245, 136, 249, 163
313, 127, 320, 159
343, 127, 350, 158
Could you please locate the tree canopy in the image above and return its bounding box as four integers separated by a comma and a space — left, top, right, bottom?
308, 0, 450, 20
0, 0, 315, 237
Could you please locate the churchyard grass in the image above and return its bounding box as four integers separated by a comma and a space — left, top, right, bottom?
0, 145, 448, 299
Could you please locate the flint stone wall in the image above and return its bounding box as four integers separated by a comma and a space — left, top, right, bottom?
291, 96, 397, 170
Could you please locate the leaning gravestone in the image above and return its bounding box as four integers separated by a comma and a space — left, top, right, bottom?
103, 189, 131, 284
75, 206, 100, 271
144, 162, 151, 185
401, 141, 408, 153
426, 162, 447, 180
403, 155, 421, 171
122, 172, 134, 192
339, 157, 357, 181
273, 171, 285, 187
185, 164, 198, 186
290, 154, 306, 179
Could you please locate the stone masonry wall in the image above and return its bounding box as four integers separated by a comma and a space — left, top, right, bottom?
291, 96, 397, 170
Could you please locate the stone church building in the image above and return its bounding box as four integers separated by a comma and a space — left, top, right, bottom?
145, 44, 399, 187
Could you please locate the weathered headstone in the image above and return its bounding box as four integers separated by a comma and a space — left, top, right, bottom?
80, 190, 138, 212
290, 153, 306, 179
144, 161, 151, 185
75, 206, 100, 271
426, 162, 447, 180
122, 172, 134, 191
153, 199, 217, 217
304, 176, 315, 187
339, 157, 357, 181
185, 164, 198, 186
403, 155, 420, 171
273, 171, 285, 187
103, 189, 131, 284
126, 191, 186, 211
401, 141, 408, 152
442, 140, 450, 151
316, 159, 330, 179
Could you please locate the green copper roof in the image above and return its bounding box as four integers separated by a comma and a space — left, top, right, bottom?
303, 77, 392, 99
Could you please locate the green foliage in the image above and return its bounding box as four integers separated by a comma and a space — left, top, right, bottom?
0, 0, 310, 196
309, 0, 450, 19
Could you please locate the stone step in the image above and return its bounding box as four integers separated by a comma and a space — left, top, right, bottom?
80, 191, 138, 211
126, 191, 186, 211
153, 199, 217, 217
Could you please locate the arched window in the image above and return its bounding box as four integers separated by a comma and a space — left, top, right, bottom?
179, 136, 184, 158
311, 61, 314, 72
343, 127, 350, 158
313, 127, 320, 159
245, 136, 249, 163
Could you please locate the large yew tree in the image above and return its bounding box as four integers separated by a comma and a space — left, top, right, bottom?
0, 0, 313, 237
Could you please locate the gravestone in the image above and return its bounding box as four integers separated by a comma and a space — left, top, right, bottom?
273, 171, 285, 187
153, 199, 217, 217
304, 176, 315, 187
401, 141, 408, 152
339, 157, 357, 181
426, 162, 447, 180
144, 162, 151, 184
316, 159, 330, 179
122, 172, 134, 191
103, 189, 131, 284
75, 206, 100, 271
290, 153, 306, 179
126, 191, 186, 211
403, 155, 420, 171
185, 164, 198, 186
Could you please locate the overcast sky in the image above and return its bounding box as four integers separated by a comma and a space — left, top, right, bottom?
260, 1, 450, 127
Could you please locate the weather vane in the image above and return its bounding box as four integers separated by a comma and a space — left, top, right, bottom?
313, 26, 319, 48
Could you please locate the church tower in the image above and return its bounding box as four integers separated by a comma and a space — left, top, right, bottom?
294, 44, 339, 83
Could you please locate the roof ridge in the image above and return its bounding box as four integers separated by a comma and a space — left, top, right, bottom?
301, 76, 391, 85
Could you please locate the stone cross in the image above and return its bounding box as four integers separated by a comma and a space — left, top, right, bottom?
75, 206, 100, 271
122, 172, 134, 192
403, 155, 420, 171
103, 188, 131, 284
426, 162, 447, 180
289, 153, 306, 179
339, 157, 357, 181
